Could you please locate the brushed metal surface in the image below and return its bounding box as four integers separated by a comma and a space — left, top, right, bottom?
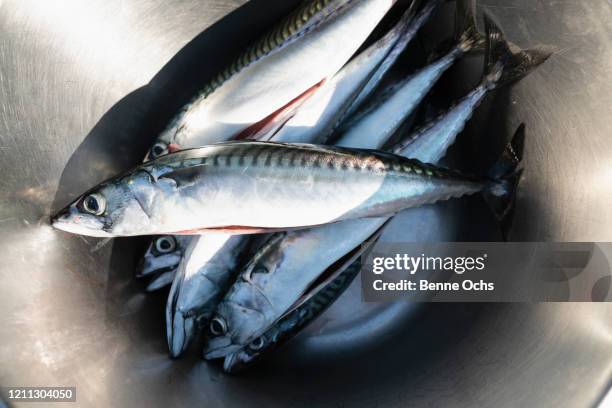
0, 1, 611, 407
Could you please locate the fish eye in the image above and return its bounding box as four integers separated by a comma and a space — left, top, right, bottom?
248, 337, 266, 351
150, 142, 168, 158
209, 317, 227, 337
82, 193, 106, 216
155, 236, 176, 253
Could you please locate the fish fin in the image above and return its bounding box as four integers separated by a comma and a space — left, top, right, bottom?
482, 123, 526, 240
454, 0, 485, 53
482, 11, 552, 90
159, 166, 207, 188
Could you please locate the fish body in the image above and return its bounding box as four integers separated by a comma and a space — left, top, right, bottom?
149, 0, 397, 157
52, 141, 487, 238
205, 217, 388, 358
268, 0, 434, 144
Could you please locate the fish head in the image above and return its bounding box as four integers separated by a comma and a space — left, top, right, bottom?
202, 288, 269, 360
138, 235, 185, 277
51, 171, 153, 237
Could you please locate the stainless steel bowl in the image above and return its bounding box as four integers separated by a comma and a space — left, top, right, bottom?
0, 1, 610, 406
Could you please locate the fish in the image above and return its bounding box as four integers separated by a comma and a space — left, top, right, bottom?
52, 138, 512, 238
202, 12, 548, 359
223, 257, 363, 373
139, 0, 431, 288
145, 0, 398, 160
333, 0, 485, 148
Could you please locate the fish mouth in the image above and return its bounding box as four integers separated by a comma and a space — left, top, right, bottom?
51, 211, 111, 237
202, 337, 242, 360
168, 311, 195, 358
222, 352, 241, 373
145, 270, 176, 292
223, 350, 252, 374
137, 253, 181, 278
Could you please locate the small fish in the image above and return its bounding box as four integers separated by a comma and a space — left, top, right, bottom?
223, 257, 363, 373
145, 0, 398, 159
203, 12, 547, 359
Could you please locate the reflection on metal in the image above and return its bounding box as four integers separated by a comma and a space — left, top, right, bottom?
0, 0, 611, 407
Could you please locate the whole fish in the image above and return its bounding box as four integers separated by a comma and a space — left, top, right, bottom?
139, 0, 432, 286
52, 138, 508, 239
203, 13, 548, 359
146, 0, 398, 159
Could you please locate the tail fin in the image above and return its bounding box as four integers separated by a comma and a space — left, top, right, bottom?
483, 124, 526, 240
482, 11, 552, 90
454, 0, 485, 52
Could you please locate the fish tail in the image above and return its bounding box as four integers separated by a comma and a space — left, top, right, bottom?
481, 11, 552, 90
482, 124, 526, 240
454, 0, 485, 53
